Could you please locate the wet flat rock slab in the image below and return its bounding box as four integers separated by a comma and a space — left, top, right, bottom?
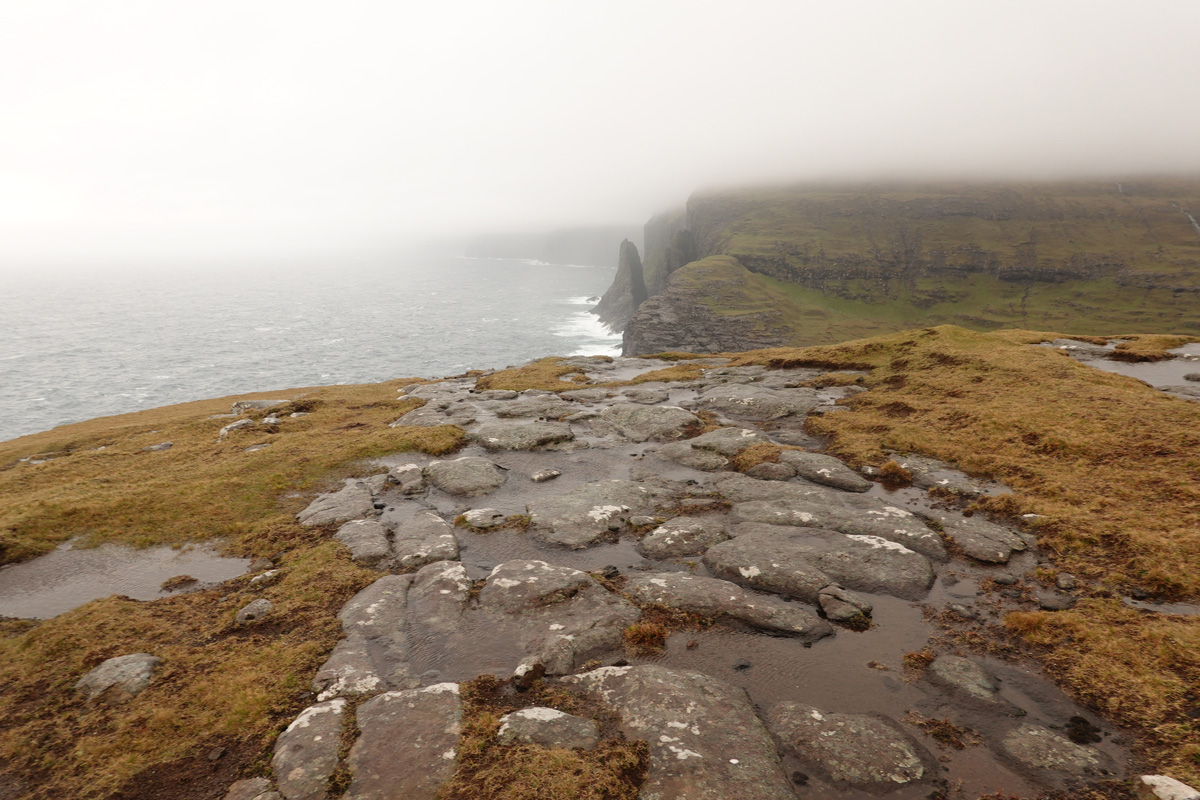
257, 355, 1130, 800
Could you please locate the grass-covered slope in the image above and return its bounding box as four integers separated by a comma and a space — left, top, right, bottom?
651, 179, 1200, 345
0, 380, 466, 799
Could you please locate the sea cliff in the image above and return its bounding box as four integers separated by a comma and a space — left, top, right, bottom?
595, 178, 1200, 354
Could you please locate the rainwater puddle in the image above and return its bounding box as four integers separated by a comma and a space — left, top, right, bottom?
1123, 597, 1200, 616
1046, 339, 1200, 391
0, 541, 249, 619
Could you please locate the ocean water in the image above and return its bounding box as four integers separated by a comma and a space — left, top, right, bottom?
0, 256, 621, 443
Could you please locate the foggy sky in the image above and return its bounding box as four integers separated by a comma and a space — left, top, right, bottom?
2, 0, 1199, 269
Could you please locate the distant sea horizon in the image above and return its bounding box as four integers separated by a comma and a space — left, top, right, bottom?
0, 255, 621, 443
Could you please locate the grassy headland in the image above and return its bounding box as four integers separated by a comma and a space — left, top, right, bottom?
636, 179, 1200, 346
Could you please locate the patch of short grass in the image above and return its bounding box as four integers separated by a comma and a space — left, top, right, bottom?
0, 379, 463, 564
0, 539, 375, 799
474, 358, 591, 392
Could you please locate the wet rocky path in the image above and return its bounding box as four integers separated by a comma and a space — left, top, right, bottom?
223, 356, 1132, 800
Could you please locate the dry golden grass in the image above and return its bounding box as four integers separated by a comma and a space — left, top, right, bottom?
728, 442, 783, 472
0, 378, 471, 798
1109, 334, 1197, 361
474, 358, 591, 392
728, 324, 1200, 782
0, 379, 465, 564
0, 540, 375, 799
625, 364, 706, 384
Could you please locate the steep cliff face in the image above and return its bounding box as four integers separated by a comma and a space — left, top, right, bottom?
610, 178, 1200, 353
591, 239, 648, 331
623, 257, 788, 356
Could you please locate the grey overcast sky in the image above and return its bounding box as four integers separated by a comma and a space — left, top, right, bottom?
2, 0, 1198, 268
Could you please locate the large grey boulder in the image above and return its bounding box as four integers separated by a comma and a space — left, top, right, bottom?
494, 394, 576, 419
931, 513, 1029, 564
593, 403, 701, 442
298, 480, 374, 526
346, 684, 463, 800
777, 451, 871, 492
75, 653, 162, 704
313, 575, 418, 700
654, 441, 729, 471
624, 572, 832, 641
694, 384, 818, 420
473, 421, 573, 451
390, 510, 459, 571
496, 707, 600, 750
424, 457, 507, 496
689, 426, 771, 456
767, 702, 931, 789
222, 778, 279, 800
478, 560, 640, 674
272, 698, 346, 800
706, 526, 934, 601
563, 665, 797, 800
927, 655, 1012, 710
717, 473, 946, 560
335, 519, 391, 567
638, 516, 729, 558
1000, 723, 1106, 777
528, 480, 663, 548
389, 403, 475, 428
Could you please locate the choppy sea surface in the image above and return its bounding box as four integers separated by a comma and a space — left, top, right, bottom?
0, 255, 621, 442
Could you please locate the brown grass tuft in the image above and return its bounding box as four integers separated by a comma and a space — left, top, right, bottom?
622, 622, 668, 655
473, 358, 590, 393
728, 442, 783, 473
436, 675, 648, 800
878, 459, 913, 485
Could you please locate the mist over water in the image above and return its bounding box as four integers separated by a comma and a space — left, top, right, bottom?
0, 257, 619, 442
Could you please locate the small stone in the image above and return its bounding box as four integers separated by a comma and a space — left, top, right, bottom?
75, 653, 162, 704
1139, 774, 1200, 800
732, 659, 753, 671
629, 515, 658, 527
250, 569, 281, 586
388, 463, 427, 495
531, 469, 561, 483
745, 462, 796, 481
1056, 572, 1078, 591
222, 778, 274, 800
1000, 723, 1103, 775
231, 399, 286, 414
991, 573, 1020, 586
464, 508, 506, 529
207, 746, 226, 761
219, 418, 255, 437
1037, 591, 1077, 611
1184, 373, 1200, 382
497, 707, 600, 750
249, 557, 275, 571
142, 441, 173, 452
237, 598, 273, 624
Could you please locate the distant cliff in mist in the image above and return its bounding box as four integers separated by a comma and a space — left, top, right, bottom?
592, 178, 1200, 354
